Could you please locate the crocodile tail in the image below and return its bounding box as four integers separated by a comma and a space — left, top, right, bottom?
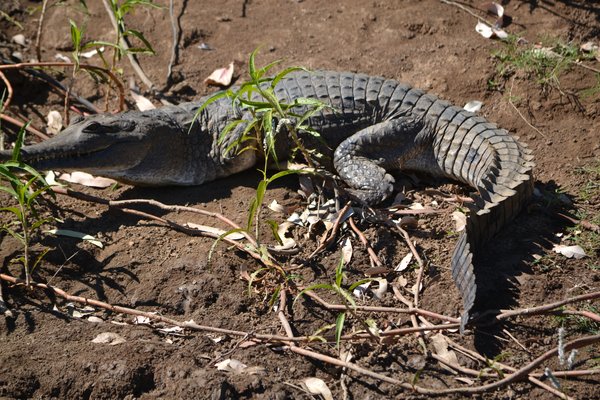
426, 105, 535, 329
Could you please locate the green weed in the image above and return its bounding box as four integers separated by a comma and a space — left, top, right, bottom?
492, 36, 597, 93
295, 253, 373, 348
0, 124, 54, 286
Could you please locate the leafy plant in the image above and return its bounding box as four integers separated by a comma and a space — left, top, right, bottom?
0, 125, 55, 286
295, 253, 372, 348
197, 49, 330, 240
67, 0, 160, 96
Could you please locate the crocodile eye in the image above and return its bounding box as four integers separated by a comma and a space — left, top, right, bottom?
83, 121, 103, 133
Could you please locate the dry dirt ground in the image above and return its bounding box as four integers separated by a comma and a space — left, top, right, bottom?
0, 0, 599, 399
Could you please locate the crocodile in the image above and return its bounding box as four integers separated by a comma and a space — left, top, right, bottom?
0, 71, 534, 328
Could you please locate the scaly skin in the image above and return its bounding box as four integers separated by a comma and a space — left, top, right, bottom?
0, 71, 534, 329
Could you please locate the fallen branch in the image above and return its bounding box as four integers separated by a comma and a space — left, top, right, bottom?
0, 113, 49, 140
0, 62, 125, 112
495, 291, 600, 320
347, 216, 383, 267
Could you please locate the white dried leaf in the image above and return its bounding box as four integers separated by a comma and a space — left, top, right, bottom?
54, 53, 71, 62
215, 358, 247, 373
486, 2, 504, 17
475, 21, 494, 38
552, 244, 586, 259
58, 171, 116, 188
580, 42, 599, 52
91, 332, 126, 345
353, 281, 371, 298
47, 110, 63, 135
130, 90, 155, 111
493, 28, 508, 39
204, 62, 235, 86
431, 333, 460, 370
463, 100, 483, 113
409, 202, 425, 210
87, 316, 104, 323
12, 34, 26, 46
81, 47, 104, 59
158, 326, 185, 335
371, 278, 388, 299
452, 211, 467, 232
395, 253, 413, 272
133, 316, 151, 325
45, 228, 103, 248
215, 359, 265, 375
268, 199, 287, 214
185, 223, 245, 240
341, 237, 353, 264
396, 275, 408, 287
273, 221, 297, 251
302, 377, 333, 400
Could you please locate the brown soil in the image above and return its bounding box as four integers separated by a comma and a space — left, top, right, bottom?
0, 1, 599, 399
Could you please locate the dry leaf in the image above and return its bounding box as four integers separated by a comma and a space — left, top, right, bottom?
268, 199, 287, 214
399, 216, 418, 229
341, 237, 353, 264
431, 333, 460, 371
580, 42, 599, 52
475, 22, 507, 39
204, 62, 235, 86
58, 171, 116, 188
12, 34, 26, 46
130, 90, 155, 111
371, 278, 388, 299
273, 221, 297, 251
302, 377, 333, 400
552, 244, 586, 259
47, 110, 63, 135
475, 21, 494, 38
395, 253, 413, 272
87, 316, 104, 323
81, 47, 104, 59
215, 359, 265, 375
91, 332, 126, 345
185, 223, 245, 240
45, 228, 103, 248
452, 211, 467, 232
353, 281, 371, 298
463, 100, 483, 113
485, 2, 504, 17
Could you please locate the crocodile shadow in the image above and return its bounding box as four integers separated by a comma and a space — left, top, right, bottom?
471, 179, 575, 356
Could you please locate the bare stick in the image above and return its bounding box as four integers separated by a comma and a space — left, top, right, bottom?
0, 113, 49, 140
557, 213, 600, 233
34, 0, 49, 62
495, 291, 600, 320
0, 70, 14, 109
389, 221, 425, 307
166, 0, 178, 85
0, 62, 125, 111
438, 0, 495, 25
101, 0, 155, 91
348, 217, 383, 267
302, 288, 459, 322
508, 78, 548, 138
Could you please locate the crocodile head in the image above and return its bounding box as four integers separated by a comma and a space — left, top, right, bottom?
0, 109, 206, 186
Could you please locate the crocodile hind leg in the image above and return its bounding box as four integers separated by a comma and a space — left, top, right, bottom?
333, 118, 423, 204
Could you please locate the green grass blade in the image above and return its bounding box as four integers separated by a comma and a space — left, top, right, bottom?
335, 312, 346, 348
